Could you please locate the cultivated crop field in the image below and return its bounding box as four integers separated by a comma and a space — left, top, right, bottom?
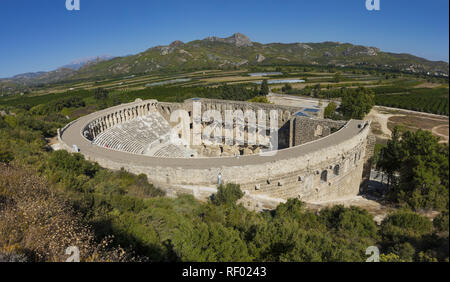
374, 86, 449, 116
1, 65, 448, 118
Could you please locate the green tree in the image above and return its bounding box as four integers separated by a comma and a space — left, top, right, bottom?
338, 87, 374, 119
281, 83, 292, 93
379, 128, 449, 210
324, 102, 337, 119
311, 84, 321, 97
252, 84, 259, 96
333, 72, 342, 83
377, 127, 402, 188
94, 88, 109, 100
397, 130, 448, 210
433, 211, 449, 232
212, 184, 244, 206
260, 79, 269, 96
319, 205, 378, 239
379, 210, 436, 261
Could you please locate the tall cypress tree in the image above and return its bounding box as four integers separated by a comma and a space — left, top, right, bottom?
260, 79, 269, 96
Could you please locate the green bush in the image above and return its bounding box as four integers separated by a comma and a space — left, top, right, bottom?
324, 101, 337, 119
338, 87, 374, 119
380, 210, 433, 243
433, 211, 449, 232
212, 184, 244, 206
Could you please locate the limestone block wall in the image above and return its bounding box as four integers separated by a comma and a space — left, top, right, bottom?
68, 123, 370, 202
59, 98, 372, 203
79, 127, 368, 202
156, 102, 184, 122
183, 98, 301, 126
238, 141, 367, 202
361, 134, 376, 192
292, 117, 346, 146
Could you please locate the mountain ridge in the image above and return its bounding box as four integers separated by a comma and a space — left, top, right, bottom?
0, 56, 115, 84
62, 55, 115, 70
1, 33, 448, 87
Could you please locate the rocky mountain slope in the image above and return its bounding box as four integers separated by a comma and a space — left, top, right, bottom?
2, 33, 448, 88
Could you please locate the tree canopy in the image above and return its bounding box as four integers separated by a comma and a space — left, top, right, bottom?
378, 127, 449, 210
338, 87, 375, 119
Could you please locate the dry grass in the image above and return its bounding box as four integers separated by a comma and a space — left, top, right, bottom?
0, 164, 136, 262
435, 125, 449, 136
388, 115, 448, 131
387, 114, 449, 142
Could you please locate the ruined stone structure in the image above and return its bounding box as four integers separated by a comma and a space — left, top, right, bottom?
58, 98, 373, 204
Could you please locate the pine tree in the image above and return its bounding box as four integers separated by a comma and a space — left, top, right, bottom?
260, 79, 269, 96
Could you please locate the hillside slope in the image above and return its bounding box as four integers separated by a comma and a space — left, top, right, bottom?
1, 33, 448, 88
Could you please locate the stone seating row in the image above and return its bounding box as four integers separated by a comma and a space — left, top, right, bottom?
151, 143, 189, 158
93, 112, 171, 154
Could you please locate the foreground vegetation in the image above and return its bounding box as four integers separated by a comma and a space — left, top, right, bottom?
1, 157, 448, 262
377, 128, 449, 210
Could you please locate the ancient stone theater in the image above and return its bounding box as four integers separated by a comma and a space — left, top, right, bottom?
58, 98, 374, 205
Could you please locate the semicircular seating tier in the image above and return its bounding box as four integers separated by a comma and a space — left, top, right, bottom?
92, 111, 192, 157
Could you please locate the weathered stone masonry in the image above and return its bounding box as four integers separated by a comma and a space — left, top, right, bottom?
59, 98, 372, 202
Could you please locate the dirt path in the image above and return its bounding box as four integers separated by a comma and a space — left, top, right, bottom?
375, 105, 449, 120
432, 124, 449, 143
365, 108, 401, 139
367, 106, 449, 142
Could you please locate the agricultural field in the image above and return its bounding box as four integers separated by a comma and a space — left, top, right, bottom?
373, 85, 449, 116
2, 65, 448, 120
274, 75, 449, 116
366, 106, 449, 144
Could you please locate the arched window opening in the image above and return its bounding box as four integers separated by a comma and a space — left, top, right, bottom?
333, 165, 340, 176
320, 170, 328, 183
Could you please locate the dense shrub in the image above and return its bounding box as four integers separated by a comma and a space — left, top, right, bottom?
434, 211, 449, 232
379, 210, 447, 261
212, 184, 244, 206
30, 96, 85, 116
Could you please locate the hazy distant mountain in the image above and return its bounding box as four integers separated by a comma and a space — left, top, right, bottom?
1, 68, 77, 87
11, 71, 48, 80
62, 55, 115, 70
1, 33, 448, 88
0, 55, 114, 88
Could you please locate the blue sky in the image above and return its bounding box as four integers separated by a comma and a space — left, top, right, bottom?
0, 0, 448, 78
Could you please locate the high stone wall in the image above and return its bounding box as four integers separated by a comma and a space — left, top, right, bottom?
59, 98, 371, 203
292, 117, 346, 147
